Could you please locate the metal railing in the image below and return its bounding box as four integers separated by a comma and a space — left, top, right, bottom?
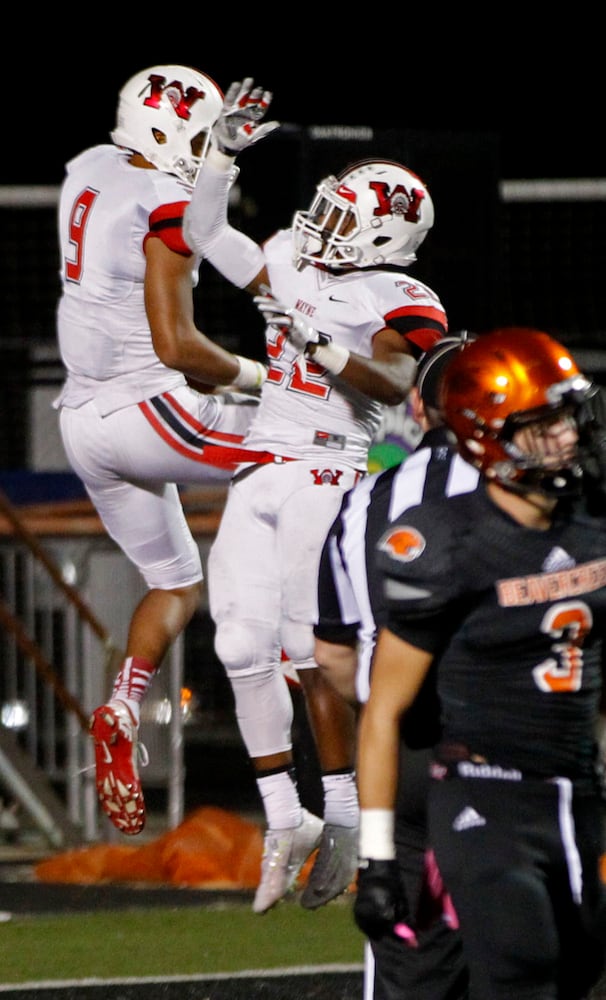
0, 487, 224, 847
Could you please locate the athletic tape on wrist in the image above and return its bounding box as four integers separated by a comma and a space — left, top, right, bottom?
359, 808, 396, 860
311, 341, 350, 375
232, 356, 267, 390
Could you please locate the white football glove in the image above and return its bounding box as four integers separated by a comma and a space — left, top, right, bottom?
254, 289, 321, 353
212, 78, 280, 156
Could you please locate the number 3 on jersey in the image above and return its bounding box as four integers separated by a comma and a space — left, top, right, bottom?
533, 600, 592, 692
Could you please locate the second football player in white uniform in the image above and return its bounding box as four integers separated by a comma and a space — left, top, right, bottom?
184, 81, 448, 912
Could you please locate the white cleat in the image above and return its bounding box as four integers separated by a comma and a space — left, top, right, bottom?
253, 808, 323, 914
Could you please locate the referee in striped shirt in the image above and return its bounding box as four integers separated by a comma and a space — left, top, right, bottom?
314, 334, 478, 1000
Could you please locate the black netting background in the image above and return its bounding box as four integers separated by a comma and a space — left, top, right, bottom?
1, 130, 605, 466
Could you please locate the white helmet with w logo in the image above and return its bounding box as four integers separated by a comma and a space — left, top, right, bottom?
292, 159, 434, 271
111, 65, 223, 185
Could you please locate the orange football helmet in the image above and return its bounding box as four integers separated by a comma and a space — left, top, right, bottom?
439, 327, 592, 494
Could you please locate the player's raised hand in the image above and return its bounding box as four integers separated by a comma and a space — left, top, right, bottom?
212, 78, 280, 156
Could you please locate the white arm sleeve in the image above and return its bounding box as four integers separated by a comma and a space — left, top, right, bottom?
183, 147, 265, 289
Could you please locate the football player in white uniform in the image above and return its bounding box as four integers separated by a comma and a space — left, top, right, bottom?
184, 80, 448, 912
54, 66, 277, 837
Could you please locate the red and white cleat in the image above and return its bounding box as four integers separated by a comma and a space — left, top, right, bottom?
89, 701, 148, 835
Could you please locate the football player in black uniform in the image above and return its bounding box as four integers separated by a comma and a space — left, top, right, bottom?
314, 334, 477, 999
355, 328, 606, 999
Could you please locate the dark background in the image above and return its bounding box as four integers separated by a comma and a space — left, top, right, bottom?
4, 25, 603, 186
1, 27, 604, 473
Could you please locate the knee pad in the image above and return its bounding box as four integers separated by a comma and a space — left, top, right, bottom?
214, 620, 299, 755
228, 667, 294, 758
214, 621, 253, 673
281, 620, 315, 665
214, 621, 279, 676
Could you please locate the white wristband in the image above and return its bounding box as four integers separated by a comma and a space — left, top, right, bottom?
311, 341, 350, 375
232, 356, 267, 391
359, 808, 396, 860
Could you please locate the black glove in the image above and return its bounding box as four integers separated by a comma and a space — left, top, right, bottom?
354, 859, 411, 941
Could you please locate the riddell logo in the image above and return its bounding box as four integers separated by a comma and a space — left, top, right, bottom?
378, 526, 426, 562
142, 74, 205, 121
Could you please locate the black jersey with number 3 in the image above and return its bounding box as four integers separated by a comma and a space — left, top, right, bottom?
377, 484, 606, 781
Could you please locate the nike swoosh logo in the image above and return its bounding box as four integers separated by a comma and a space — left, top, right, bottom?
329, 295, 348, 303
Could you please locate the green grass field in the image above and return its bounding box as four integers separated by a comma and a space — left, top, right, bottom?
0, 897, 364, 985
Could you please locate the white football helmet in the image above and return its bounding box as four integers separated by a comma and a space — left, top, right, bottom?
292, 159, 434, 271
111, 65, 223, 185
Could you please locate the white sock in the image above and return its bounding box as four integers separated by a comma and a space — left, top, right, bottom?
257, 770, 302, 830
322, 771, 359, 827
